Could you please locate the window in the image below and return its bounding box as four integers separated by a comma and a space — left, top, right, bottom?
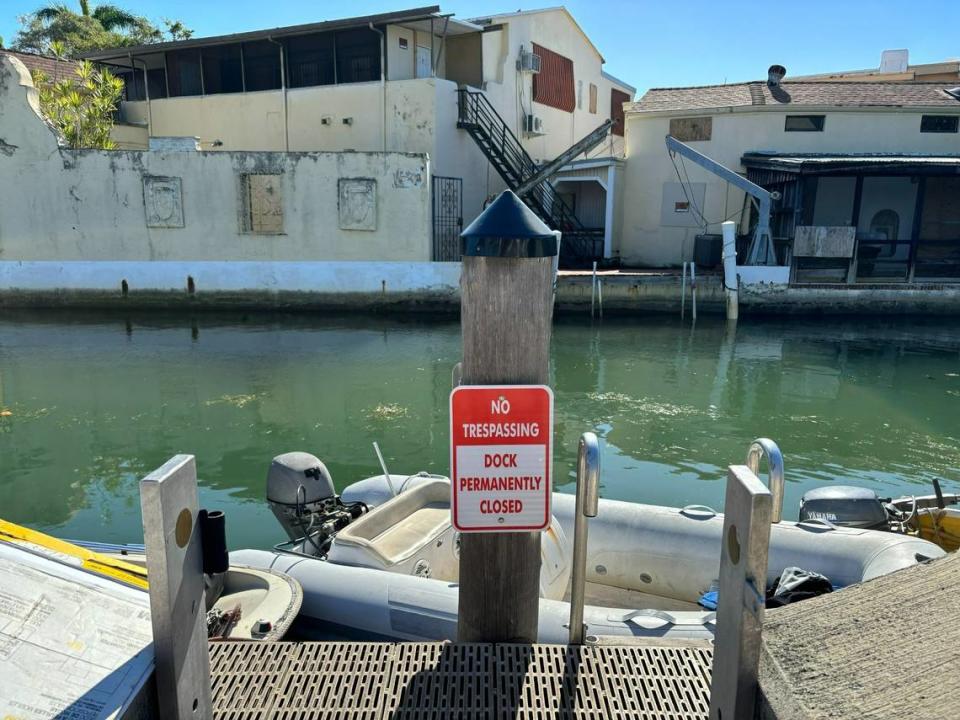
532, 43, 575, 112
243, 40, 282, 91
335, 28, 381, 84
119, 70, 144, 101
166, 48, 202, 96
201, 44, 243, 94
147, 68, 167, 99
588, 83, 597, 114
921, 115, 959, 133
577, 80, 583, 110
785, 115, 825, 132
610, 88, 630, 136
286, 33, 336, 88
669, 116, 712, 142
241, 174, 284, 234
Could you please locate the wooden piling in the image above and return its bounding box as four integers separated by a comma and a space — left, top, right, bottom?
457, 190, 557, 644
140, 454, 213, 719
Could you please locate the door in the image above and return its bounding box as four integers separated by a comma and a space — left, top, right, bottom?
416, 46, 432, 78
432, 176, 462, 261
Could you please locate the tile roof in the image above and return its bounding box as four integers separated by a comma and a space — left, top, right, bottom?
0, 49, 80, 80
626, 81, 960, 114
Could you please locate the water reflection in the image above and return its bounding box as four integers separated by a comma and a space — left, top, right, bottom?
0, 311, 957, 549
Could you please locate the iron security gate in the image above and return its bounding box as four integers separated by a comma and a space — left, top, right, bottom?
432, 176, 463, 261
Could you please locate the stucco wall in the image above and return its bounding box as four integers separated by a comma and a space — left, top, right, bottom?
0, 55, 431, 264
621, 108, 960, 267
478, 9, 633, 164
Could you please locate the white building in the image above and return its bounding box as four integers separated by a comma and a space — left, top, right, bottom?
85, 5, 634, 265
619, 68, 960, 285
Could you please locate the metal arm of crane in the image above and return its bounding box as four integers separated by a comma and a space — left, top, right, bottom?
516, 119, 615, 197
665, 134, 778, 265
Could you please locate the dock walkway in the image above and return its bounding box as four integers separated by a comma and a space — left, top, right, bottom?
210, 639, 713, 719
759, 550, 960, 719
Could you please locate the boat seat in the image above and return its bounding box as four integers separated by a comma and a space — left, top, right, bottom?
328, 480, 457, 577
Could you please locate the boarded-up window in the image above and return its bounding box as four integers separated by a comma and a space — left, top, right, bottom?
241, 174, 284, 234
669, 116, 713, 142
532, 43, 575, 113
589, 83, 597, 114
610, 89, 630, 136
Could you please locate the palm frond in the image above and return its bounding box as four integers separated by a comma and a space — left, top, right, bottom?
91, 4, 139, 31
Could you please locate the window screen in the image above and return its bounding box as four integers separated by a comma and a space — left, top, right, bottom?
921, 115, 959, 133
243, 40, 282, 91
166, 48, 202, 96
532, 43, 575, 113
119, 70, 145, 101
286, 33, 336, 88
785, 115, 825, 132
147, 68, 167, 98
202, 44, 243, 94
610, 88, 630, 136
335, 28, 381, 84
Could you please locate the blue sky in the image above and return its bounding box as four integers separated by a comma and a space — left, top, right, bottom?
3, 1, 958, 93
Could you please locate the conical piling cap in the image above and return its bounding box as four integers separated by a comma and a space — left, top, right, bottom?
461, 190, 557, 258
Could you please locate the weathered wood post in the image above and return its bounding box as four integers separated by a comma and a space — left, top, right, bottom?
456, 190, 558, 643
140, 455, 213, 719
709, 464, 773, 720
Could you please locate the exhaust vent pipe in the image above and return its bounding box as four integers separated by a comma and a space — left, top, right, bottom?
767, 64, 787, 87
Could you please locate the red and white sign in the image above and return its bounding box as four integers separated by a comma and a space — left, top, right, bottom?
450, 385, 553, 532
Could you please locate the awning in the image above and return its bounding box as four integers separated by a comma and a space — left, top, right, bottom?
742, 152, 960, 184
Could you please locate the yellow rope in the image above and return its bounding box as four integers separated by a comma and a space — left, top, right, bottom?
0, 518, 148, 590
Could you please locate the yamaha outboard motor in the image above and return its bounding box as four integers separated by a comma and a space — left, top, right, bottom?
798, 486, 890, 530
266, 452, 367, 551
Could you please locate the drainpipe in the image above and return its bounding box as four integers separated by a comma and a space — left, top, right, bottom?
267, 36, 289, 151
369, 22, 387, 151
130, 53, 152, 138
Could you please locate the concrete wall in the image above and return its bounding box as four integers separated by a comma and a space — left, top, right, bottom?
621, 108, 960, 267
0, 55, 431, 267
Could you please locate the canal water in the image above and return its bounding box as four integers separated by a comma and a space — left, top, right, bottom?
1, 311, 958, 550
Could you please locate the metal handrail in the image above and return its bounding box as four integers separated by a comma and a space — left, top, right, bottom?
746, 438, 784, 523
569, 432, 601, 644
456, 88, 588, 236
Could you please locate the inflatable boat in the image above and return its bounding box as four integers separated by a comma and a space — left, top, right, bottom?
231, 440, 946, 643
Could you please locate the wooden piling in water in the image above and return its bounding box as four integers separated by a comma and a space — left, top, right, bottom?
456, 190, 557, 644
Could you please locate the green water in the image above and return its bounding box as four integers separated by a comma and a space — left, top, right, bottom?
1, 311, 958, 550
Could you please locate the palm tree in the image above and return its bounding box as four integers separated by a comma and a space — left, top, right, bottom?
35, 1, 139, 32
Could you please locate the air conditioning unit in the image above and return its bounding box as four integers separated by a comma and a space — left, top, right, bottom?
517, 51, 541, 73
524, 114, 545, 135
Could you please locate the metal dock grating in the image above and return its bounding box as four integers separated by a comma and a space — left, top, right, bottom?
210, 641, 713, 719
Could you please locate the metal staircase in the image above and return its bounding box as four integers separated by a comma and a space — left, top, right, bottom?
456, 88, 606, 266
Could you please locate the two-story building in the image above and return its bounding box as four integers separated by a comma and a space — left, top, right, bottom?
85, 5, 634, 264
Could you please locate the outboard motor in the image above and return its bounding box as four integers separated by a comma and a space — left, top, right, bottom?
266, 452, 367, 552
798, 486, 890, 530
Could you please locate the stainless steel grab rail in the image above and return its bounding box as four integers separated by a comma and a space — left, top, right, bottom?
569, 432, 600, 645
746, 438, 784, 523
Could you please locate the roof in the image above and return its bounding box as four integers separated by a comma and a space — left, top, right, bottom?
0, 49, 80, 78
602, 70, 636, 94
627, 80, 960, 114
82, 6, 480, 60
469, 7, 605, 64
742, 152, 960, 177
